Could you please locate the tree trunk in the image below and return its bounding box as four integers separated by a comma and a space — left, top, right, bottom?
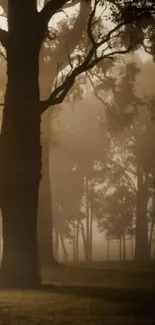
135, 168, 149, 262
72, 220, 76, 262
131, 234, 134, 260
0, 214, 2, 264
85, 177, 90, 262
0, 4, 42, 287
54, 230, 59, 261
89, 202, 93, 262
75, 221, 80, 262
122, 232, 126, 261
60, 233, 68, 262
38, 133, 57, 266
149, 188, 155, 258
106, 237, 110, 261
119, 237, 122, 261
79, 221, 87, 260
149, 220, 154, 258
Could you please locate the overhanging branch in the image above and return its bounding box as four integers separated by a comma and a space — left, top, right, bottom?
40, 44, 134, 114
39, 0, 77, 27
39, 0, 152, 114
0, 28, 8, 48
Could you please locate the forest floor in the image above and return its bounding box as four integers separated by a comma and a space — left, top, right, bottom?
42, 261, 155, 290
0, 263, 155, 325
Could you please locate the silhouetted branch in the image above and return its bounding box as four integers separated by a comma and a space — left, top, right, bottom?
86, 71, 107, 105
40, 45, 134, 113
39, 0, 80, 28
39, 1, 148, 113
0, 28, 8, 48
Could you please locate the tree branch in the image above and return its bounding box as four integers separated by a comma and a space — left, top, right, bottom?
39, 1, 149, 113
39, 0, 77, 27
40, 44, 135, 113
0, 28, 8, 48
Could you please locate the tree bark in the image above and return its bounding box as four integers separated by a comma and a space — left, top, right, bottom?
0, 3, 42, 287
38, 136, 57, 266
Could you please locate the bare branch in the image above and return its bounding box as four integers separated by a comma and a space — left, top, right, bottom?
87, 0, 99, 46
39, 0, 80, 28
86, 71, 106, 105
40, 44, 134, 113
39, 1, 147, 113
0, 28, 8, 48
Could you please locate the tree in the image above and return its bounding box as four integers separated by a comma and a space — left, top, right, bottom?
38, 0, 91, 266
98, 185, 135, 260
0, 0, 154, 288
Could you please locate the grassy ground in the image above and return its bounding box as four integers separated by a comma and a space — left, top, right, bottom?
0, 287, 154, 325
42, 263, 155, 291
0, 264, 154, 324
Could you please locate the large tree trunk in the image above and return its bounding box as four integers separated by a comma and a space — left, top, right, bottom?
0, 3, 42, 287
135, 168, 149, 262
38, 131, 57, 266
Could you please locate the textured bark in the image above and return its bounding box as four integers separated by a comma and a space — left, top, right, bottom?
0, 2, 42, 287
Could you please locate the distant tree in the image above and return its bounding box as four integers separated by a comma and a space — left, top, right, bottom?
97, 185, 136, 261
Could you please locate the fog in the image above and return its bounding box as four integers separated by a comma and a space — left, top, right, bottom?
37, 54, 155, 265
